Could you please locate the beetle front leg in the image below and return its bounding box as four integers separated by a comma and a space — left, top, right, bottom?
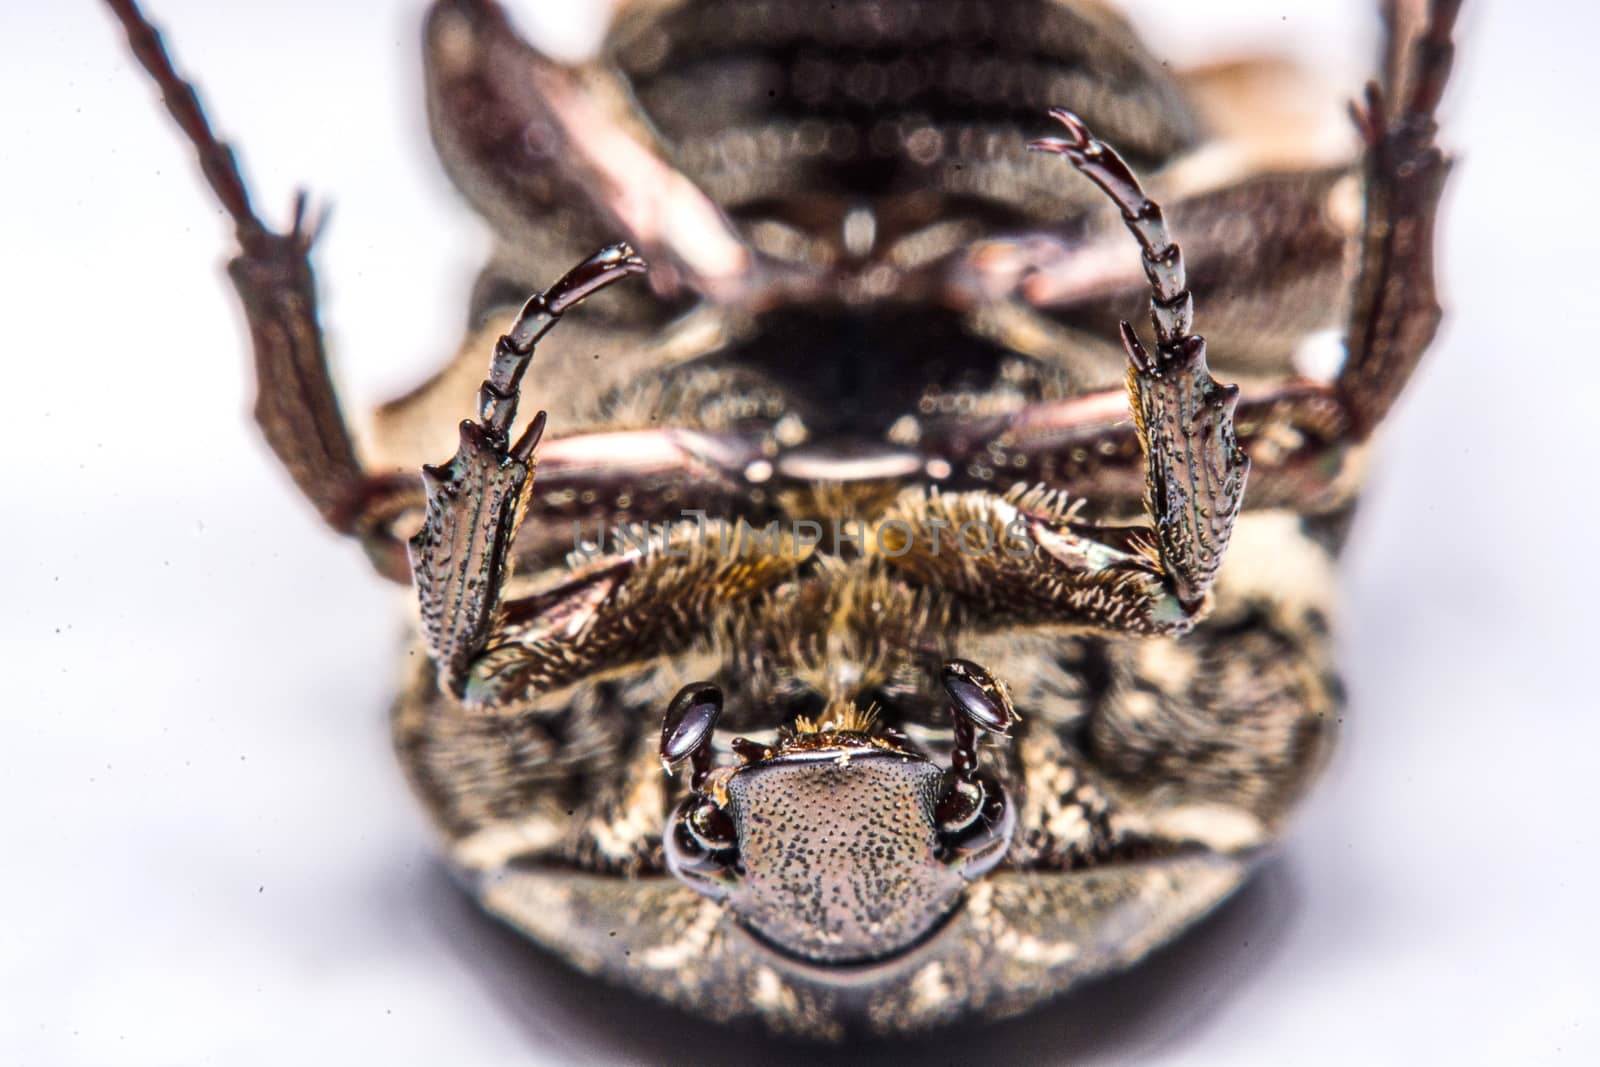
877, 113, 1247, 633
409, 245, 646, 694
409, 245, 814, 713
1032, 111, 1248, 612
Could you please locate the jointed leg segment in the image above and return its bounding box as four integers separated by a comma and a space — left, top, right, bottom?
409, 245, 646, 696
893, 0, 1459, 633
1032, 109, 1196, 351
112, 0, 1458, 708
935, 0, 1458, 520
108, 0, 417, 581
1032, 111, 1249, 612
408, 247, 820, 713
1338, 0, 1459, 435
875, 111, 1248, 635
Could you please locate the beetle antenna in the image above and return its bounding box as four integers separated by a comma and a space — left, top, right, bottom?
104, 0, 267, 246
660, 683, 725, 792
941, 660, 1017, 781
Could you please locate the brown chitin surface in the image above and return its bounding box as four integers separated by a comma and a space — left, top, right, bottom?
107, 0, 1452, 1039
726, 754, 956, 964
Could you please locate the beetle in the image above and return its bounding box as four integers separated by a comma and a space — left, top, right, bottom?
105, 0, 1457, 1038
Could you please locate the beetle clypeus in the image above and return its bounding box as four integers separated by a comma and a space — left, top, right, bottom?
107, 0, 1458, 1038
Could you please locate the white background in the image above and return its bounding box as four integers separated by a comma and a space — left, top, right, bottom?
4, 1, 1597, 1063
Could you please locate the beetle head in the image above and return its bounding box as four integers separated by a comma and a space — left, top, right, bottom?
658, 661, 1018, 964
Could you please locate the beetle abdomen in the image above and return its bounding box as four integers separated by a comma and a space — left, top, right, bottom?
607, 0, 1203, 220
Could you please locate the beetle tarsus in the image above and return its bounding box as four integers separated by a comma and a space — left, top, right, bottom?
879, 113, 1248, 628
105, 0, 261, 243
1031, 109, 1195, 348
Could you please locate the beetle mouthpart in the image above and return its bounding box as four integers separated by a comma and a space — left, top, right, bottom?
657, 665, 1022, 965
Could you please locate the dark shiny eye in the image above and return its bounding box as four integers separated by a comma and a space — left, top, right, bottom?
935, 774, 984, 833
663, 795, 739, 901
936, 769, 1015, 881
686, 799, 736, 851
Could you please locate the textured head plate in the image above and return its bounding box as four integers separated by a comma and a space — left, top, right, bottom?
725, 749, 961, 963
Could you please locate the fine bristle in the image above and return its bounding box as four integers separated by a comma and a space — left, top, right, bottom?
791, 702, 880, 736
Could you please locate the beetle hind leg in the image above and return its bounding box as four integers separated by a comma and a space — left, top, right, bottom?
1336, 0, 1460, 436
107, 0, 429, 581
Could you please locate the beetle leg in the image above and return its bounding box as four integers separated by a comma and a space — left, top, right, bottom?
409, 245, 643, 693
1337, 0, 1459, 436
916, 378, 1351, 521
448, 514, 813, 713
106, 0, 423, 582
1033, 112, 1249, 618
1033, 111, 1249, 611
409, 250, 812, 712
940, 0, 1459, 517
1030, 110, 1203, 351
873, 115, 1247, 632
955, 164, 1359, 377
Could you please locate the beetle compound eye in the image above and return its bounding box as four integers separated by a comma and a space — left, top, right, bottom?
935, 774, 985, 834
687, 799, 736, 851
936, 769, 1015, 880
660, 681, 724, 789
664, 795, 740, 902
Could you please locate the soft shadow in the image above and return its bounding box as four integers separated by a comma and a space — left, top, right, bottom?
415, 857, 1301, 1065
